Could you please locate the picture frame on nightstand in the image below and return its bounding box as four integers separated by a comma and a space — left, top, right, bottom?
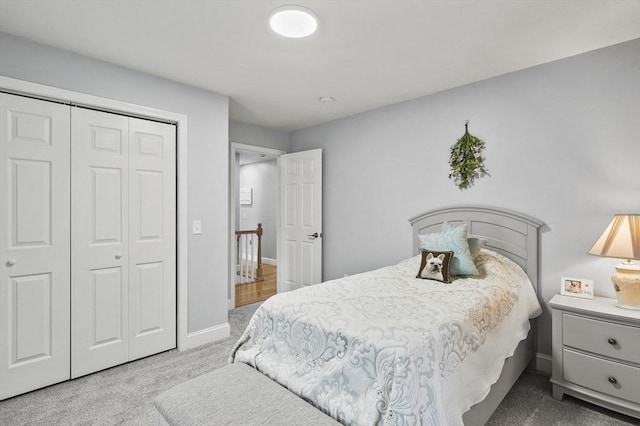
560, 276, 594, 299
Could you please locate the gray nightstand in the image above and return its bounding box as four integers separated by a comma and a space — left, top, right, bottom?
550, 294, 640, 419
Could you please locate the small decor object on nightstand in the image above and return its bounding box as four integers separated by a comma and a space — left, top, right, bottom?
560, 276, 594, 299
589, 214, 640, 310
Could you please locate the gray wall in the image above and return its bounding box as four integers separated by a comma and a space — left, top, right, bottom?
239, 160, 278, 260
290, 39, 640, 358
0, 33, 230, 334
230, 119, 289, 152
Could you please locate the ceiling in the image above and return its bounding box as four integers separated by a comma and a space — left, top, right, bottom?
238, 150, 277, 166
0, 1, 638, 131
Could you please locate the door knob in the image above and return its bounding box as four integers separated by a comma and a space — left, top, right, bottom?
307, 232, 319, 239
6, 258, 17, 267
115, 252, 123, 259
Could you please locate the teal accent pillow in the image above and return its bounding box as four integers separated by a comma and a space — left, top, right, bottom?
418, 223, 479, 276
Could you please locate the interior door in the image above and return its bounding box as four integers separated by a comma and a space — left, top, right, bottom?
279, 149, 322, 291
128, 117, 176, 361
0, 93, 71, 399
71, 107, 130, 378
71, 109, 176, 377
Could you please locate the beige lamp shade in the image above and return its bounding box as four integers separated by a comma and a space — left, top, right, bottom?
589, 214, 640, 310
588, 214, 640, 260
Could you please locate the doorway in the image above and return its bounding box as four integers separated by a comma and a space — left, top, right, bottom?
229, 143, 284, 308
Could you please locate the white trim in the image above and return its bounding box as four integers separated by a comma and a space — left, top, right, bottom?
186, 323, 231, 350
176, 122, 188, 352
0, 75, 190, 352
262, 257, 277, 266
276, 156, 282, 295
536, 352, 552, 375
229, 142, 285, 310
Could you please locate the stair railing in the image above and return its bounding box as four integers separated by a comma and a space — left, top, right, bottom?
235, 223, 263, 284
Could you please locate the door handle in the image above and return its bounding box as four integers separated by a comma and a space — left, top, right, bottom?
6, 258, 17, 267
307, 232, 321, 239
115, 252, 123, 259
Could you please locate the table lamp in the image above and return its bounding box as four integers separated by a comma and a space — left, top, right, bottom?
588, 214, 640, 310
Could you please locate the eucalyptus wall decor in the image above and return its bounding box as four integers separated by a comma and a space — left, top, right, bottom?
448, 120, 489, 190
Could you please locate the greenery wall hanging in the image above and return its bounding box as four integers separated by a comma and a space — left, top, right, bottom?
448, 120, 489, 190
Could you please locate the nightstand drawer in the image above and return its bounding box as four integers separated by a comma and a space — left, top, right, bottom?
563, 313, 640, 363
563, 349, 640, 404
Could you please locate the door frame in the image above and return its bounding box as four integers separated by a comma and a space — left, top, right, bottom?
0, 76, 190, 351
229, 142, 285, 309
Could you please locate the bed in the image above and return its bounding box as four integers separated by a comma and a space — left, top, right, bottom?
230, 205, 544, 425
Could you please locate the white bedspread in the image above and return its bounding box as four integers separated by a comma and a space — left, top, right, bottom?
230, 250, 542, 426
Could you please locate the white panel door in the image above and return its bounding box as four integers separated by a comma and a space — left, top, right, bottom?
279, 149, 322, 291
128, 117, 176, 360
71, 107, 130, 378
0, 93, 71, 399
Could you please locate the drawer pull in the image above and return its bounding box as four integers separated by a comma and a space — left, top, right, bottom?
608, 376, 618, 385
607, 338, 618, 346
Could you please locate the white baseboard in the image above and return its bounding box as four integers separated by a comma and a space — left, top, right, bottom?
536, 352, 552, 375
262, 257, 276, 266
185, 322, 230, 350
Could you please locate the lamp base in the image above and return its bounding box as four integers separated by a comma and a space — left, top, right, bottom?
611, 262, 640, 310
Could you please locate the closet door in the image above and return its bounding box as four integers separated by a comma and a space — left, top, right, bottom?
0, 93, 71, 399
71, 109, 176, 377
128, 117, 176, 360
71, 108, 130, 378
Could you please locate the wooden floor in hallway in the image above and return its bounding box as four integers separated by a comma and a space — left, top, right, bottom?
235, 263, 277, 307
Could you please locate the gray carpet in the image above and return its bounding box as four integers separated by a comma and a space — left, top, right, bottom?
0, 302, 637, 426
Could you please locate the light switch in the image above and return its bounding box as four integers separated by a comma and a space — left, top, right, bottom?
192, 220, 202, 235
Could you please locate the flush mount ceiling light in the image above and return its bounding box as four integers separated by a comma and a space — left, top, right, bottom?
269, 5, 318, 38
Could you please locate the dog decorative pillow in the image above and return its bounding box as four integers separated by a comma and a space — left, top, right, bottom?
417, 222, 480, 276
416, 250, 454, 283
